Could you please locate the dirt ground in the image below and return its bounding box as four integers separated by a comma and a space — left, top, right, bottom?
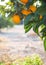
0, 25, 46, 65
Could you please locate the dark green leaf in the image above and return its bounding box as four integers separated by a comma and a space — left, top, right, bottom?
44, 37, 46, 51
33, 23, 39, 35
37, 3, 46, 15
24, 14, 34, 25
40, 27, 46, 33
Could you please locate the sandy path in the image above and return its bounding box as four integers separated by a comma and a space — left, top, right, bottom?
0, 25, 46, 64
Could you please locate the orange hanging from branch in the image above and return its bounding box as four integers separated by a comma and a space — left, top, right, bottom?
29, 5, 37, 12
12, 14, 21, 24
20, 0, 28, 4
40, 15, 43, 20
21, 9, 32, 15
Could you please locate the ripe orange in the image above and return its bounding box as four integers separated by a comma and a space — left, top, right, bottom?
40, 15, 43, 20
29, 5, 37, 12
20, 0, 28, 4
21, 9, 32, 15
12, 14, 21, 24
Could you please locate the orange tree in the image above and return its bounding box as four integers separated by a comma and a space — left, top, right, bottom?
0, 0, 46, 50
0, 16, 14, 32
0, 5, 14, 32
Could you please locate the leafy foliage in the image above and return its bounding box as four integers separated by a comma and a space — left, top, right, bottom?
23, 55, 43, 65
0, 54, 44, 65
0, 16, 14, 29
43, 37, 46, 50
0, 62, 5, 65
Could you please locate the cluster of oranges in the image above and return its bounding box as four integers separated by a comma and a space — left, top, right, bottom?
12, 0, 42, 24
21, 5, 37, 15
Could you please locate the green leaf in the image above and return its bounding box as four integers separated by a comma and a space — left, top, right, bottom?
24, 20, 33, 28
42, 32, 46, 38
25, 22, 33, 33
44, 37, 46, 51
24, 14, 34, 25
33, 15, 46, 34
40, 27, 46, 33
33, 23, 39, 35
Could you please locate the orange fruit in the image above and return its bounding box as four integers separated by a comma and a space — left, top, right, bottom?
12, 14, 21, 24
29, 5, 37, 12
20, 0, 28, 4
40, 15, 43, 20
21, 9, 32, 15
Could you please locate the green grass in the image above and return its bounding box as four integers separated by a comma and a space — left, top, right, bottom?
0, 54, 44, 65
